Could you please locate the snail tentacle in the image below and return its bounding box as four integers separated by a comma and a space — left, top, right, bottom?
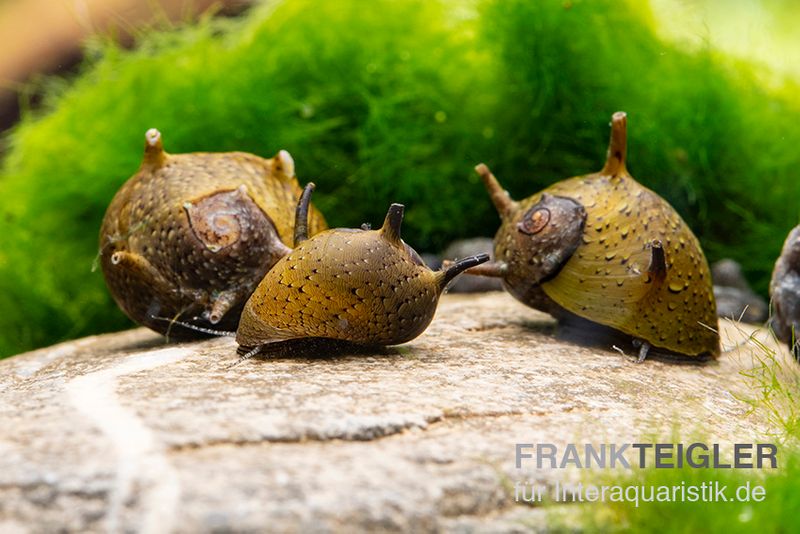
601, 111, 628, 176
635, 340, 651, 363
475, 163, 516, 219
293, 182, 316, 246
440, 254, 491, 288
227, 345, 264, 368
445, 259, 507, 278
380, 203, 405, 245
151, 316, 236, 337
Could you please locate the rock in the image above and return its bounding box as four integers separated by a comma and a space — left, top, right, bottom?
770, 226, 800, 357
420, 253, 442, 271
441, 238, 503, 293
711, 259, 751, 291
0, 293, 789, 532
713, 286, 769, 323
711, 259, 768, 323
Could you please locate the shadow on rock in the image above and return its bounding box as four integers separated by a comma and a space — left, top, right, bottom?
550, 316, 715, 366
238, 338, 404, 364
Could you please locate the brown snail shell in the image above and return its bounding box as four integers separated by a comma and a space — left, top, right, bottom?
469, 112, 720, 361
99, 129, 326, 336
770, 225, 800, 359
236, 198, 488, 354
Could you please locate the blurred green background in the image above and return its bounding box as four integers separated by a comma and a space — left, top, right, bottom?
0, 0, 799, 357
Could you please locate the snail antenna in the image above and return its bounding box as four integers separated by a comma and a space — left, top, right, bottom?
601, 112, 628, 176
151, 316, 236, 337
450, 260, 508, 278
226, 344, 264, 369
294, 182, 315, 246
440, 254, 490, 288
380, 204, 404, 245
142, 128, 167, 168
475, 164, 516, 219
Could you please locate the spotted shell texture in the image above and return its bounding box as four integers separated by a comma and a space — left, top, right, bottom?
490, 113, 719, 358
99, 130, 326, 336
236, 225, 446, 348
503, 175, 718, 357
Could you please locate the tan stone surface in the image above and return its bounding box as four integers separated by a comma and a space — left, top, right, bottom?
0, 292, 788, 532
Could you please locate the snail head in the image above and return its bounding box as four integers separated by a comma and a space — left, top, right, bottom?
512, 193, 587, 282
473, 162, 587, 282
377, 203, 489, 288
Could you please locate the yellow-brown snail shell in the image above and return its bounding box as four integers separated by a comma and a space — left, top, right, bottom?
467, 112, 720, 361
235, 191, 489, 356
99, 128, 326, 336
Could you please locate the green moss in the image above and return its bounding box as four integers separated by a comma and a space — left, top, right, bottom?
1, 0, 799, 356
559, 327, 800, 532
569, 455, 800, 533
479, 0, 800, 295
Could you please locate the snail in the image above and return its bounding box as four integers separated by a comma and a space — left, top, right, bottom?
163, 187, 488, 360
770, 225, 800, 359
99, 128, 326, 337
465, 112, 720, 362
234, 191, 489, 358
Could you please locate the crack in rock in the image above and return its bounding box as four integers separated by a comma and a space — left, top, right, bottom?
168, 413, 443, 452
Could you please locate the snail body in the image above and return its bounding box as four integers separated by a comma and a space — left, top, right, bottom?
770, 225, 800, 358
236, 199, 488, 354
470, 112, 719, 361
99, 129, 326, 336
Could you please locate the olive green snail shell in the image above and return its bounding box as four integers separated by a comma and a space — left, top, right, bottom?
473, 112, 720, 360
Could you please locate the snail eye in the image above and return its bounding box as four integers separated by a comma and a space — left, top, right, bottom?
518, 207, 551, 235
